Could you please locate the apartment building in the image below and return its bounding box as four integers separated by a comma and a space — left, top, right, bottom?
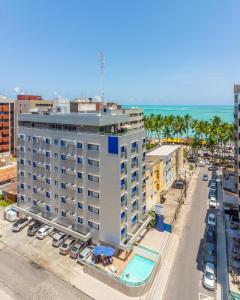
146, 160, 164, 209
0, 97, 16, 159
70, 98, 120, 113
15, 108, 149, 250
16, 95, 53, 114
146, 145, 183, 191
234, 84, 240, 198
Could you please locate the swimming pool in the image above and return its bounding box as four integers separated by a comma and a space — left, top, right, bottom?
120, 254, 155, 285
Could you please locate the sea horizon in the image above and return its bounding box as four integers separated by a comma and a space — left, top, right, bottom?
123, 104, 234, 123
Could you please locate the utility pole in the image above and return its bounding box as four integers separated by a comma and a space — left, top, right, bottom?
100, 52, 105, 102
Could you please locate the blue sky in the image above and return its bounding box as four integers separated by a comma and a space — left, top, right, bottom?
0, 0, 239, 105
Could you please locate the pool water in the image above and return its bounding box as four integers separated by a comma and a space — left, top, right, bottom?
120, 254, 155, 284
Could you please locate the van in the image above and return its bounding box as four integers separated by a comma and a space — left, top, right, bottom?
52, 232, 68, 247
77, 246, 93, 265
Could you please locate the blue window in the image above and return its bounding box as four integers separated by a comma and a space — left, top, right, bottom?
143, 192, 146, 200
46, 178, 51, 184
32, 161, 36, 168
61, 183, 66, 189
77, 157, 83, 164
54, 139, 58, 145
33, 175, 37, 180
32, 148, 37, 154
87, 144, 99, 151
88, 221, 99, 230
61, 211, 66, 217
121, 195, 126, 205
88, 190, 99, 199
143, 205, 146, 213
61, 140, 66, 147
77, 172, 83, 179
33, 200, 38, 206
46, 205, 50, 212
78, 217, 83, 224
131, 215, 137, 225
46, 151, 51, 158
88, 175, 99, 183
121, 146, 125, 153
77, 142, 82, 149
61, 168, 66, 174
121, 211, 125, 220
46, 192, 51, 198
78, 202, 83, 209
88, 205, 99, 214
20, 183, 25, 190
121, 227, 125, 236
46, 164, 50, 171
87, 159, 99, 167
120, 178, 125, 189
20, 171, 24, 177
20, 159, 25, 165
19, 134, 24, 140
61, 154, 66, 160
46, 138, 51, 144
77, 187, 83, 194
20, 195, 25, 201
33, 136, 37, 142
33, 187, 37, 193
132, 171, 137, 180
61, 196, 66, 203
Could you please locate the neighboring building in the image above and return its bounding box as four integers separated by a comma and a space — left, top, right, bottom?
70, 98, 120, 113
52, 98, 70, 113
0, 165, 17, 185
15, 108, 149, 250
70, 98, 102, 112
0, 97, 16, 159
146, 145, 183, 191
234, 84, 240, 200
146, 160, 164, 210
16, 95, 53, 114
2, 182, 17, 202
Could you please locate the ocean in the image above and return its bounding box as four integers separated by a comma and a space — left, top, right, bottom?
123, 105, 234, 123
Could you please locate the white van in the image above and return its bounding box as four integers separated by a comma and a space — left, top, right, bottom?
52, 232, 68, 247
77, 246, 93, 265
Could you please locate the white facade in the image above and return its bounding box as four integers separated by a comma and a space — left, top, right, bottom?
234, 84, 240, 199
16, 108, 149, 250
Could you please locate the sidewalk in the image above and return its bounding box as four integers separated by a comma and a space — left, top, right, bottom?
217, 176, 229, 300
141, 167, 200, 300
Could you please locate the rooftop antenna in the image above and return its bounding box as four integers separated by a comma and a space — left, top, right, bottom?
100, 52, 105, 102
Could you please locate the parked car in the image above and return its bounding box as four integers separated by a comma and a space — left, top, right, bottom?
60, 238, 76, 255
207, 213, 216, 227
70, 241, 85, 259
172, 180, 185, 189
206, 225, 216, 243
209, 198, 217, 209
204, 242, 217, 264
209, 190, 216, 200
198, 161, 205, 167
36, 225, 53, 239
203, 262, 216, 291
52, 232, 68, 247
27, 220, 43, 236
202, 174, 208, 181
77, 246, 94, 265
12, 217, 30, 232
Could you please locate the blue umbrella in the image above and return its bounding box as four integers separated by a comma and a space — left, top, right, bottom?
103, 247, 116, 257
93, 245, 105, 256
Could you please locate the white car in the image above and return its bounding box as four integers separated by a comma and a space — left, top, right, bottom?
36, 225, 53, 239
198, 161, 205, 167
209, 198, 217, 208
203, 262, 216, 290
207, 213, 216, 227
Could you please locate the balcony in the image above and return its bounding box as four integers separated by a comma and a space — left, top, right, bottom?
66, 168, 76, 175
66, 211, 77, 219
36, 161, 45, 167
36, 174, 45, 181
37, 187, 45, 194
66, 197, 76, 204
66, 154, 76, 160
66, 183, 76, 190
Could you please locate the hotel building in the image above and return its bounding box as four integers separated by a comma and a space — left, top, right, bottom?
0, 97, 16, 159
15, 108, 150, 250
234, 84, 240, 198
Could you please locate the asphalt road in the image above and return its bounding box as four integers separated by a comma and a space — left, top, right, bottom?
0, 244, 92, 300
164, 167, 216, 300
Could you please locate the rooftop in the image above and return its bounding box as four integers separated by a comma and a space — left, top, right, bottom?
147, 145, 181, 157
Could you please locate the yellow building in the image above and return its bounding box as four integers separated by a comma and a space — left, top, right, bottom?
146, 145, 184, 209
146, 160, 164, 210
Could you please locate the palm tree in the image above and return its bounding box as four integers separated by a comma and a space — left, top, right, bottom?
182, 114, 192, 143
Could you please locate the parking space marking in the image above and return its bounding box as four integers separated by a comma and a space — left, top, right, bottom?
199, 292, 214, 300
